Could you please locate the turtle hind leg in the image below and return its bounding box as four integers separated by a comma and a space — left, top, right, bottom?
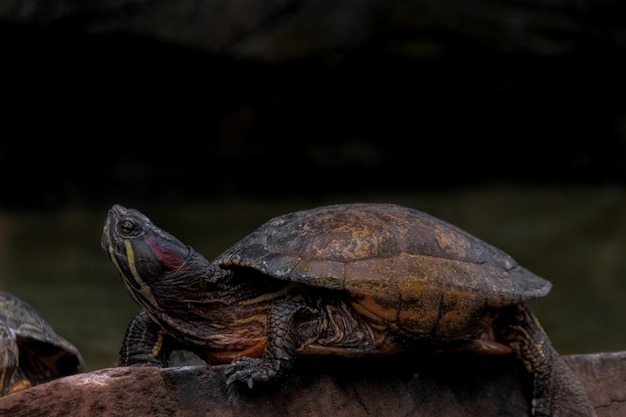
500, 304, 596, 417
225, 300, 322, 389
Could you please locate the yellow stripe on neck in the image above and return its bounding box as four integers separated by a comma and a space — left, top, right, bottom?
122, 239, 160, 309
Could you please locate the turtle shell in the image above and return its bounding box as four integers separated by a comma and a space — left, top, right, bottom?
0, 292, 84, 395
215, 203, 551, 336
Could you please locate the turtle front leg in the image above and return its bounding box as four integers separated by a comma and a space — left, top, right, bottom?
118, 311, 174, 367
225, 300, 322, 388
501, 304, 596, 417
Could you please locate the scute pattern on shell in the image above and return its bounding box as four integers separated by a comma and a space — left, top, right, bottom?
215, 203, 552, 307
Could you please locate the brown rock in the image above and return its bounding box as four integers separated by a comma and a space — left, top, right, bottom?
0, 351, 624, 417
564, 353, 626, 416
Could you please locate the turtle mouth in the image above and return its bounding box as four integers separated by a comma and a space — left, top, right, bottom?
101, 209, 125, 301
101, 221, 113, 255
101, 204, 129, 254
101, 205, 159, 309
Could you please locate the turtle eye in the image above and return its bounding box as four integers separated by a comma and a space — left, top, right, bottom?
118, 219, 138, 236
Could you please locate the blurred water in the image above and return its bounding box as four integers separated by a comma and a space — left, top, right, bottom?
1, 185, 624, 371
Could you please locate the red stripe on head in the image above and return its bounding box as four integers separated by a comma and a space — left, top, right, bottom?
144, 235, 186, 269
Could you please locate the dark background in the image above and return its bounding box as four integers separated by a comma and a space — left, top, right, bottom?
1, 0, 626, 210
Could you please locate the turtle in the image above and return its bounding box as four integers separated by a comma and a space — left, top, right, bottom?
0, 291, 85, 396
101, 203, 595, 417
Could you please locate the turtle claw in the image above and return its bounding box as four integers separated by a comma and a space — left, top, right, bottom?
224, 357, 275, 389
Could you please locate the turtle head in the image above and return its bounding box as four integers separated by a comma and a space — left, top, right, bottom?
101, 204, 213, 312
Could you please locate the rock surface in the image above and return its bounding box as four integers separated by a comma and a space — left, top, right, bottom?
0, 351, 624, 417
